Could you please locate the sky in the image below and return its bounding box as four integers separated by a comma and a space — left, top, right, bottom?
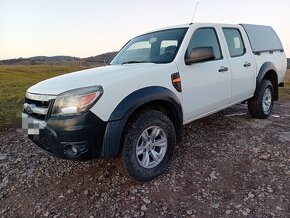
0, 0, 290, 60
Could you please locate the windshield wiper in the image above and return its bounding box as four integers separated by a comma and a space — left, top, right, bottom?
122, 61, 148, 65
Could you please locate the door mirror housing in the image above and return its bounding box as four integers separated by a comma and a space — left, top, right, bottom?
185, 47, 216, 65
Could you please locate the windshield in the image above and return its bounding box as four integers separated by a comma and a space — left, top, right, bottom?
110, 28, 188, 65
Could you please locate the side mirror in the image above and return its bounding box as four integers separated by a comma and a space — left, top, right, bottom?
185, 47, 216, 65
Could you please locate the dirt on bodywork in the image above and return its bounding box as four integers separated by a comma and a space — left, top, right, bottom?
0, 72, 289, 217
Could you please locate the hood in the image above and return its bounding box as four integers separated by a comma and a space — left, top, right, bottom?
28, 64, 158, 95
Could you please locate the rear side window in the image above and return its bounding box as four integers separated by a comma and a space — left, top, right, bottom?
223, 28, 245, 57
187, 28, 222, 60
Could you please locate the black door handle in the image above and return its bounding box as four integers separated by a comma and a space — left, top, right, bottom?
219, 67, 229, 72
244, 62, 252, 67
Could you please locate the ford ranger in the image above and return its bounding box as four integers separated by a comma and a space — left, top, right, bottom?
22, 23, 287, 181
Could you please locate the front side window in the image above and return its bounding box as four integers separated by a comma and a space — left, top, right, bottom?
111, 28, 188, 65
223, 28, 245, 57
187, 28, 222, 60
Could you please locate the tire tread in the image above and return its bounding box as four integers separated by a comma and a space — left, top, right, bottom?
120, 110, 176, 182
248, 80, 274, 119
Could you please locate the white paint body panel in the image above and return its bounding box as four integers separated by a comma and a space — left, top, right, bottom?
28, 63, 182, 121
26, 23, 287, 124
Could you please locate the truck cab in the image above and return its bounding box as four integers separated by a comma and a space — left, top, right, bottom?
22, 23, 287, 182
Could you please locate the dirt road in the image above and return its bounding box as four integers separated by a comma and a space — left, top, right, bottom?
0, 85, 289, 217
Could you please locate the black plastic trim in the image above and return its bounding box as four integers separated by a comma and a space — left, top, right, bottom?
256, 62, 278, 100
253, 49, 284, 55
109, 86, 182, 121
101, 119, 127, 158
171, 72, 182, 92
29, 111, 108, 160
102, 86, 183, 157
257, 62, 277, 84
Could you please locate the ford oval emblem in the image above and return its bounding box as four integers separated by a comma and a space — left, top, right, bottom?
24, 104, 34, 115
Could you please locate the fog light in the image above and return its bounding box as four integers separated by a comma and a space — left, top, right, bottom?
62, 142, 88, 158
71, 145, 78, 154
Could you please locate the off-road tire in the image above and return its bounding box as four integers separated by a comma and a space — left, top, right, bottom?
248, 80, 274, 119
120, 110, 176, 182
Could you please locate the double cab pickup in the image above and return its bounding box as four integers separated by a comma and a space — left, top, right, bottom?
23, 23, 287, 181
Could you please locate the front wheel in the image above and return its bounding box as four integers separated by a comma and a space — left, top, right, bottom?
248, 80, 274, 119
121, 110, 176, 182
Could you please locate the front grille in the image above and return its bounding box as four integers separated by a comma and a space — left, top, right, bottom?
28, 113, 46, 121
24, 98, 54, 120
25, 98, 50, 108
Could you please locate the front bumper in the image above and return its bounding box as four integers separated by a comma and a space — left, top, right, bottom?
22, 111, 107, 160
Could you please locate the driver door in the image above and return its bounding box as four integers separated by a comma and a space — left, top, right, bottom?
179, 27, 232, 123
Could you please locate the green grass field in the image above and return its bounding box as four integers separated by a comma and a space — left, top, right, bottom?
0, 65, 91, 128
0, 65, 289, 128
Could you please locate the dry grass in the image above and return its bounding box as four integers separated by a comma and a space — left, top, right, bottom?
0, 65, 92, 127
285, 69, 290, 82
279, 69, 290, 99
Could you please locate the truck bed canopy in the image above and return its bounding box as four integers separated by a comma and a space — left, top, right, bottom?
241, 24, 283, 53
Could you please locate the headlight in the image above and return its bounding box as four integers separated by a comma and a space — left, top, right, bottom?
51, 86, 103, 117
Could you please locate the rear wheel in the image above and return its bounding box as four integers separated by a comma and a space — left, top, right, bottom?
248, 80, 274, 119
121, 110, 176, 182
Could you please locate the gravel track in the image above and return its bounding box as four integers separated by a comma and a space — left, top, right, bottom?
0, 99, 289, 217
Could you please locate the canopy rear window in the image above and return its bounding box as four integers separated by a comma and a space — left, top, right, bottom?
241, 24, 283, 53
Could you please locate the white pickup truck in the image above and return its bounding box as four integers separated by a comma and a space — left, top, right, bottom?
22, 23, 287, 181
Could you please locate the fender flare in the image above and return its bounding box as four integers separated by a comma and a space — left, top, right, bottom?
109, 86, 182, 121
255, 62, 278, 100
101, 86, 183, 158
257, 62, 277, 85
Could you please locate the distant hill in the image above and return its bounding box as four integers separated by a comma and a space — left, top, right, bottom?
82, 52, 118, 64
0, 51, 118, 66
30, 56, 81, 62
0, 56, 80, 65
287, 58, 290, 69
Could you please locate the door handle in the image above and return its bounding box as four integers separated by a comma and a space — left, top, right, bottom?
218, 67, 229, 72
244, 62, 252, 67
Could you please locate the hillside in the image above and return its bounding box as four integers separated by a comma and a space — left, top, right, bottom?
0, 52, 118, 66
82, 52, 118, 64
0, 56, 80, 65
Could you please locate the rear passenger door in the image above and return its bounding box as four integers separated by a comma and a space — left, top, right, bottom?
222, 27, 256, 103
180, 27, 232, 122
